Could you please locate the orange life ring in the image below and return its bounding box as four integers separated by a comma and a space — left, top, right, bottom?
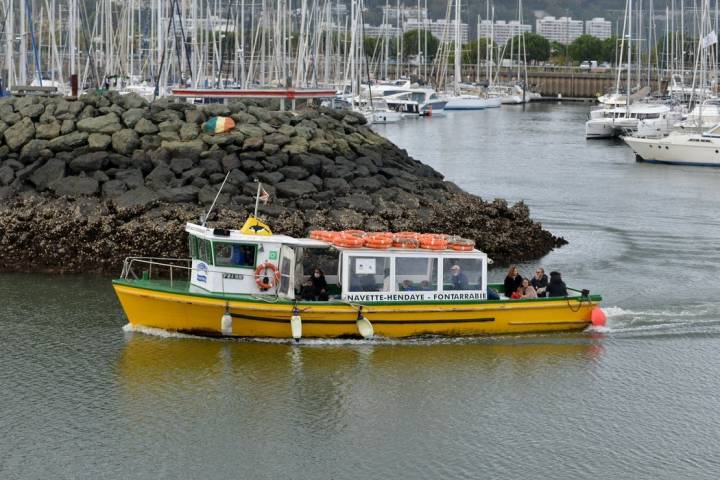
255, 262, 281, 290
448, 237, 475, 251
364, 235, 393, 249
342, 229, 366, 238
333, 235, 365, 248
393, 237, 420, 249
419, 237, 449, 250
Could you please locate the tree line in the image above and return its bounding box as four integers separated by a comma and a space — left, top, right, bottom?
363, 30, 621, 65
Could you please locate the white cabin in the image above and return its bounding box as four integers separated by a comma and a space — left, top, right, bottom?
185, 223, 488, 302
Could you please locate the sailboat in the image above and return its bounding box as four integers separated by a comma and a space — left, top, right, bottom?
623, 0, 719, 165
444, 0, 491, 110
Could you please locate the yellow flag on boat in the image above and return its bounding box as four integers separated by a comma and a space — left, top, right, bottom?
240, 216, 273, 236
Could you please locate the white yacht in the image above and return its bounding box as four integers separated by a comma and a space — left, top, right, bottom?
585, 103, 673, 139
675, 99, 720, 129
384, 89, 448, 116
487, 84, 527, 104
623, 123, 720, 167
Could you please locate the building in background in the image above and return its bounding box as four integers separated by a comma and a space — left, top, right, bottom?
404, 18, 468, 43
363, 23, 402, 38
535, 16, 583, 44
585, 17, 612, 39
477, 20, 531, 44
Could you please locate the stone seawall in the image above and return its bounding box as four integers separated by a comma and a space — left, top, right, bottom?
0, 92, 565, 273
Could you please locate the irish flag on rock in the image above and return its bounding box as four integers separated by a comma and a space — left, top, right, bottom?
203, 116, 236, 134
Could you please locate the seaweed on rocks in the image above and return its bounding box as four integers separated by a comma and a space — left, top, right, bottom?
0, 92, 566, 274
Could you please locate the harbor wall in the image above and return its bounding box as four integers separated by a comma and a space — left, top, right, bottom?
0, 92, 565, 273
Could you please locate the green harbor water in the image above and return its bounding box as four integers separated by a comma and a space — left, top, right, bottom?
3, 103, 720, 479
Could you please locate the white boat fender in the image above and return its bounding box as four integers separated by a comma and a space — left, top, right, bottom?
356, 307, 374, 339
290, 304, 302, 342
221, 306, 233, 336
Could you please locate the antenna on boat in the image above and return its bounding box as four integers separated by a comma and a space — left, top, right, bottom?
201, 171, 231, 227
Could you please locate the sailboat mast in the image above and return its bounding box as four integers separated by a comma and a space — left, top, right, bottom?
454, 0, 460, 93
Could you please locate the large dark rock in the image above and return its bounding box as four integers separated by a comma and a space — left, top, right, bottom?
70, 152, 108, 172
115, 168, 144, 189
51, 176, 99, 197
114, 186, 159, 209
48, 131, 88, 152
145, 165, 175, 190
29, 158, 66, 190
158, 185, 200, 203
275, 180, 317, 198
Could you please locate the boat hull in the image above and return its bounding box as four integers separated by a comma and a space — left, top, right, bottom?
623, 135, 720, 167
113, 281, 600, 338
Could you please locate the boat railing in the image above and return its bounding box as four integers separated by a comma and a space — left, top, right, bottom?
120, 256, 292, 296
121, 257, 193, 288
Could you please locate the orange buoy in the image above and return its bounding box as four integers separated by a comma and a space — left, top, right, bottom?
591, 307, 607, 327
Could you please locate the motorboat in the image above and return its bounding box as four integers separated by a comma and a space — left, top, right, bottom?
585, 103, 673, 139
623, 123, 720, 167
113, 217, 604, 339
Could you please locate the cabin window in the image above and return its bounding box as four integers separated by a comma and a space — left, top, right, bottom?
442, 258, 484, 291
348, 256, 391, 292
188, 235, 198, 258
395, 257, 438, 291
197, 238, 213, 265
213, 242, 257, 269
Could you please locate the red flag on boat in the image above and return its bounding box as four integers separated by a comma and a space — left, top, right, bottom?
259, 186, 270, 204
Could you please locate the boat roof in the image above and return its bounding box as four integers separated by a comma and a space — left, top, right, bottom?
186, 223, 488, 257
186, 223, 331, 248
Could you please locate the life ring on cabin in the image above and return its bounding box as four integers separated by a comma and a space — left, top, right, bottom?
393, 237, 419, 249
448, 237, 475, 251
419, 235, 449, 250
255, 262, 281, 290
364, 234, 393, 249
333, 235, 365, 248
342, 229, 366, 238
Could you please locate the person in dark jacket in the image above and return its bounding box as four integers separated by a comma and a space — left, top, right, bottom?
504, 265, 523, 298
531, 268, 549, 297
547, 271, 568, 297
310, 268, 329, 301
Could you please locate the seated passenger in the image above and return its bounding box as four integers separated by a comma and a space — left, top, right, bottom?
400, 279, 416, 291
520, 278, 537, 299
419, 280, 432, 291
300, 280, 315, 301
310, 268, 329, 301
450, 264, 468, 290
531, 268, 549, 297
547, 271, 568, 297
504, 265, 523, 298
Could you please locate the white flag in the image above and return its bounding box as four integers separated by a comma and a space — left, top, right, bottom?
702, 30, 717, 48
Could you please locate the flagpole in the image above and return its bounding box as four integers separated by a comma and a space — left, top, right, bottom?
201, 171, 231, 227
254, 182, 262, 218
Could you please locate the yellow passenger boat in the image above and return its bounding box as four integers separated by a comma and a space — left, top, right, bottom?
113, 217, 604, 339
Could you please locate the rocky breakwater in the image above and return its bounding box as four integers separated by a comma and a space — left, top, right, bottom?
0, 92, 566, 273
